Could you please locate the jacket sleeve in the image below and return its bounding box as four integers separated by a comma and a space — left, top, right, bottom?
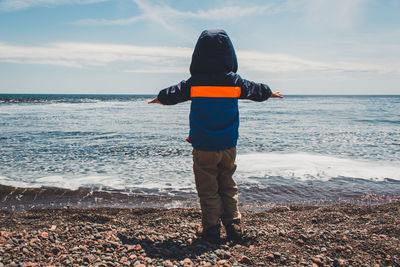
157, 80, 191, 105
236, 75, 272, 102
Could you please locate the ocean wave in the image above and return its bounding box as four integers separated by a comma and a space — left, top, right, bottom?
0, 94, 154, 104
236, 152, 400, 182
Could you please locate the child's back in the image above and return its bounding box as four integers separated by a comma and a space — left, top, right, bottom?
149, 29, 282, 242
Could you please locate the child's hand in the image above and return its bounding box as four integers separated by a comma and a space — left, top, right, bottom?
148, 98, 162, 104
270, 91, 283, 98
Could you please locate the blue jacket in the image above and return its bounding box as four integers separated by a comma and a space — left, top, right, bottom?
157, 29, 272, 151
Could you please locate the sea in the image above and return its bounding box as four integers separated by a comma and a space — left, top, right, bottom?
1, 94, 399, 211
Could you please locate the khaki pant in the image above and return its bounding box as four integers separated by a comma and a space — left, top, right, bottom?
192, 147, 241, 229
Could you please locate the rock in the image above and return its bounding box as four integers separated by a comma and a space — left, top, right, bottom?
321, 247, 327, 252
267, 253, 274, 260
120, 256, 128, 263
50, 225, 57, 231
127, 245, 136, 252
299, 234, 308, 241
333, 258, 345, 267
102, 256, 113, 261
183, 258, 193, 265
239, 256, 252, 264
83, 254, 96, 263
313, 257, 323, 265
22, 247, 30, 254
273, 252, 281, 258
215, 249, 231, 259
217, 259, 228, 265
163, 260, 173, 267
133, 261, 142, 266
24, 263, 36, 267
40, 232, 49, 239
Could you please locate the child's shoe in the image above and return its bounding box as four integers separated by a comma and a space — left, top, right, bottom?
225, 220, 243, 241
198, 224, 221, 244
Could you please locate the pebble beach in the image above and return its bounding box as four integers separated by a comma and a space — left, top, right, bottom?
1, 202, 399, 266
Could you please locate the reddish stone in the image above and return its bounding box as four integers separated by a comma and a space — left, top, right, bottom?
40, 232, 49, 239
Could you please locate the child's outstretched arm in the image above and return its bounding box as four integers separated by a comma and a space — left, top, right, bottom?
148, 80, 191, 105
148, 98, 162, 104
270, 91, 283, 98
237, 76, 283, 101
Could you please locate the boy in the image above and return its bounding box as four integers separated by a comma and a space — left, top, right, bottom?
149, 29, 283, 242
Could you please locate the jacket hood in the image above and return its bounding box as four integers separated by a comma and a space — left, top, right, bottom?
190, 29, 238, 75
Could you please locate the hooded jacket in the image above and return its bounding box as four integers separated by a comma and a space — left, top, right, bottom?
157, 29, 272, 151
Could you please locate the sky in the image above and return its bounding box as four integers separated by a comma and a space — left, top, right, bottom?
0, 0, 399, 95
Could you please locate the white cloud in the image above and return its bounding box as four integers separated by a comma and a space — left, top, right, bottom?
302, 0, 368, 30
1, 41, 397, 74
0, 0, 108, 11
73, 0, 269, 26
240, 50, 400, 75
0, 42, 192, 69
73, 15, 145, 26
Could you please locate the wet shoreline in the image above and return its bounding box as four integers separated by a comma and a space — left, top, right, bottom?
2, 183, 400, 214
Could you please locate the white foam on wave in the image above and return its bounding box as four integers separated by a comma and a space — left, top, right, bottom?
236, 152, 400, 182
1, 153, 399, 192
0, 173, 194, 193
0, 175, 127, 191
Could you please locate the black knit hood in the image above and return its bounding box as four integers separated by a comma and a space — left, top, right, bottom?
190, 29, 238, 75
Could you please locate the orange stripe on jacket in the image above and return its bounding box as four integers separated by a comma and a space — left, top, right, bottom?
191, 86, 241, 98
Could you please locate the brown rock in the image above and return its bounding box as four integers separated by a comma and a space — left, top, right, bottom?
183, 258, 193, 265
24, 263, 36, 267
313, 257, 322, 264
163, 260, 173, 267
267, 253, 274, 260
127, 245, 136, 252
40, 231, 49, 239
120, 256, 128, 263
217, 259, 228, 265
239, 256, 252, 264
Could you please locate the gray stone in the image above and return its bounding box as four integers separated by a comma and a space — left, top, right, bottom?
273, 252, 281, 258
